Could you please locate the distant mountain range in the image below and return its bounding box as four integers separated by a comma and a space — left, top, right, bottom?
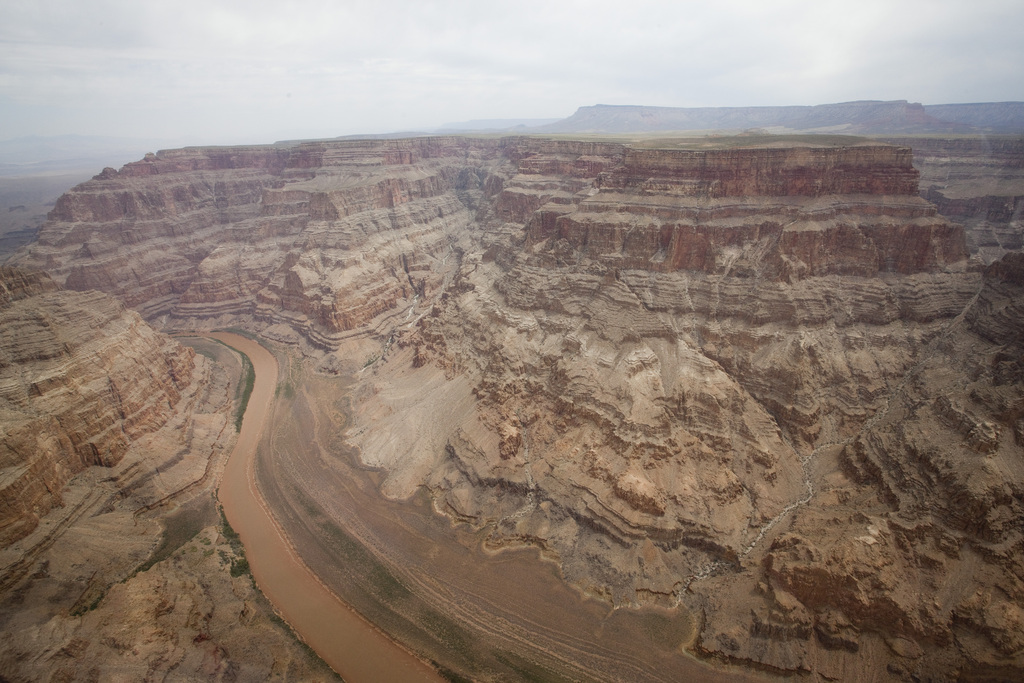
5, 102, 1022, 178
529, 100, 1024, 135
437, 117, 563, 132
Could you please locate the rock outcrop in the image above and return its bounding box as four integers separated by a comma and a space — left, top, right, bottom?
0, 290, 334, 681
0, 266, 196, 546
349, 138, 1020, 679
706, 250, 1024, 680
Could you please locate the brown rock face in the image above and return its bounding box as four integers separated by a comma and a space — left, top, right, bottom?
14, 138, 967, 342
0, 267, 196, 546
527, 147, 964, 280
0, 326, 333, 682
346, 139, 1018, 679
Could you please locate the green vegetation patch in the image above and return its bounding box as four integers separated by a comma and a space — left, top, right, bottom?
492, 651, 565, 683
275, 381, 295, 399
70, 588, 106, 617
195, 333, 257, 432
220, 506, 242, 548
133, 497, 216, 576
219, 506, 255, 584
193, 347, 218, 362
434, 663, 475, 683
234, 351, 255, 432
418, 608, 474, 658
317, 516, 414, 602
230, 556, 250, 578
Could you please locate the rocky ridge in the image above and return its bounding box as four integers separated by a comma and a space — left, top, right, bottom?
10, 136, 1024, 680
15, 139, 507, 349
352, 139, 1021, 679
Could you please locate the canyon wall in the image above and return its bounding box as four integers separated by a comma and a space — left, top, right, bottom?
0, 271, 334, 680
353, 139, 1020, 679
0, 267, 197, 546
884, 136, 1024, 262
15, 138, 508, 348
11, 136, 1023, 680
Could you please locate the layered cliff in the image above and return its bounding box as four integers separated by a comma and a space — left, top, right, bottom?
884, 136, 1024, 262
15, 137, 969, 345
15, 139, 508, 347
12, 136, 1022, 680
712, 251, 1024, 679
349, 139, 1021, 679
0, 266, 197, 546
0, 295, 333, 681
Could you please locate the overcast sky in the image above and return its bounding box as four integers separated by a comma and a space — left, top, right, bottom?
2, 0, 1022, 146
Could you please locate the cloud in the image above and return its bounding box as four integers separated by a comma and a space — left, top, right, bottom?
0, 0, 1021, 143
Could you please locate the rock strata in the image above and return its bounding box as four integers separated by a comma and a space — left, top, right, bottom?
884, 136, 1024, 262
11, 135, 1023, 680
14, 139, 510, 346
348, 138, 1019, 679
0, 267, 196, 546
0, 312, 334, 681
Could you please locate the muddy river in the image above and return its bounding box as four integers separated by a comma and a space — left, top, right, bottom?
211, 332, 441, 682
215, 332, 764, 682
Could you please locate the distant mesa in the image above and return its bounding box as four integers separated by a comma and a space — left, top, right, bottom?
530, 100, 1024, 135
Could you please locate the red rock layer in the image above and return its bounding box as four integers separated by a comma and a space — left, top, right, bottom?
884, 135, 1024, 259
515, 145, 966, 279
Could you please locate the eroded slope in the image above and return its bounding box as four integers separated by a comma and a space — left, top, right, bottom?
352, 141, 1021, 679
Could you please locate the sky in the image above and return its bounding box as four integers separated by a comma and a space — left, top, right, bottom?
1, 0, 1023, 147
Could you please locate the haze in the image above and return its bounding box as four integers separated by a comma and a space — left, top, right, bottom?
2, 0, 1023, 145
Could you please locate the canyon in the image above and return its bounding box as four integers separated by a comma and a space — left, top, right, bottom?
0, 267, 197, 547
0, 268, 336, 680
2, 132, 1023, 681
